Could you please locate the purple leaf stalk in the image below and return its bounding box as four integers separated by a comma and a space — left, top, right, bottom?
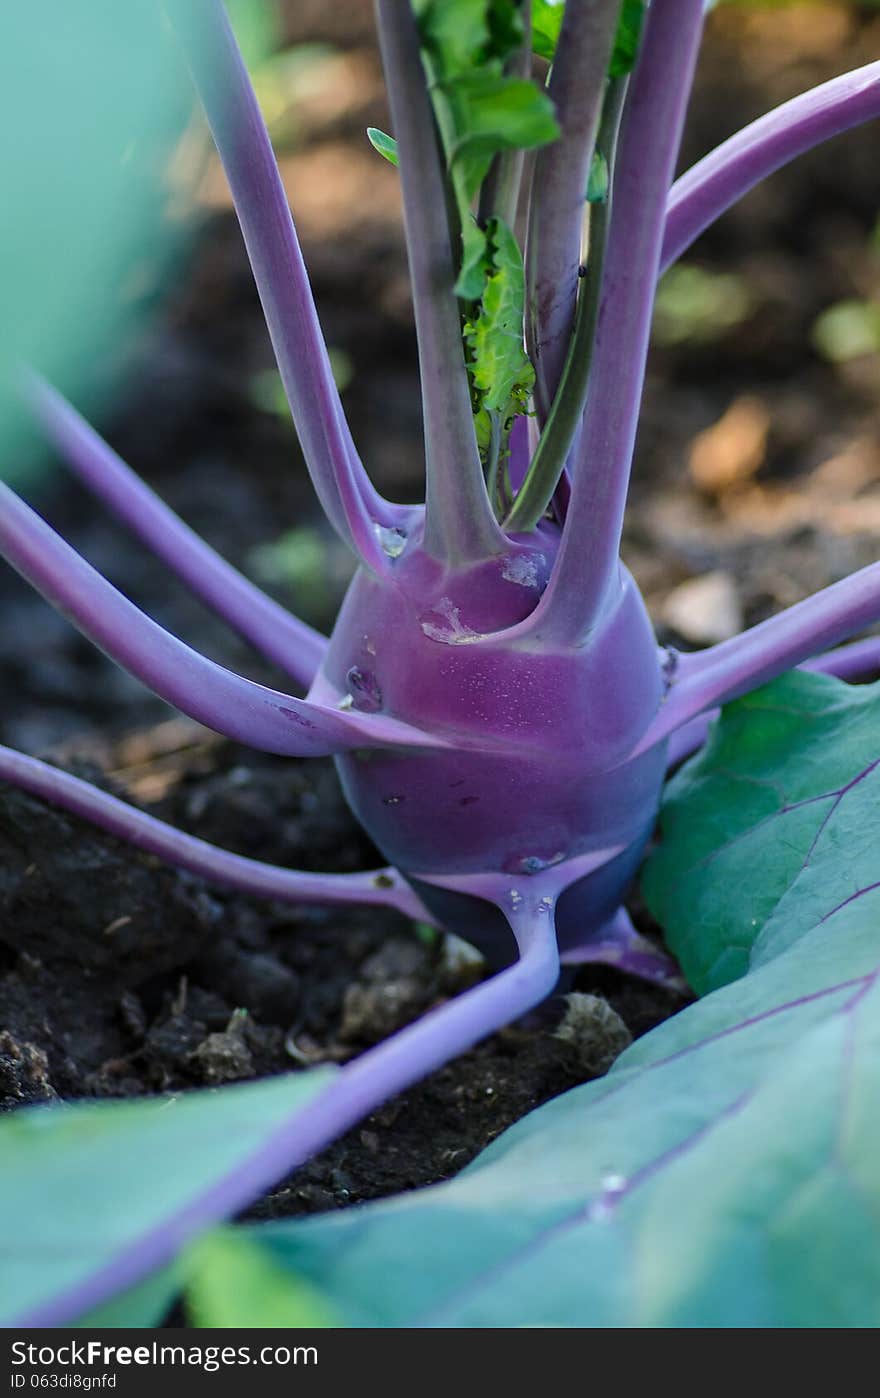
4, 0, 880, 1321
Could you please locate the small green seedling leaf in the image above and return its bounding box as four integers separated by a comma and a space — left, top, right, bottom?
366, 126, 399, 166
644, 669, 880, 993
185, 1229, 338, 1328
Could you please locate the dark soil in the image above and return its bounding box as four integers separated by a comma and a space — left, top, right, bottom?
2, 1, 879, 1222
0, 733, 681, 1212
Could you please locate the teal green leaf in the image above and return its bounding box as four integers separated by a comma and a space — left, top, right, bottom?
74, 1266, 182, 1329
644, 670, 880, 994
185, 1229, 338, 1328
366, 127, 399, 166
0, 1068, 334, 1326
0, 1, 192, 482
224, 900, 880, 1326
465, 217, 534, 412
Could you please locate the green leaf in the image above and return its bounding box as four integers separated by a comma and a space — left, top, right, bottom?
531, 0, 563, 60
415, 0, 525, 72
74, 1266, 183, 1329
465, 217, 534, 413
484, 0, 526, 62
533, 1, 646, 74
444, 72, 559, 199
0, 1068, 334, 1326
185, 1229, 338, 1328
366, 126, 399, 166
644, 670, 880, 994
221, 900, 880, 1326
610, 0, 646, 78
455, 218, 491, 301
413, 0, 492, 73
586, 149, 609, 203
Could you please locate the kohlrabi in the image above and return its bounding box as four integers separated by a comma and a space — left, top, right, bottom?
2, 0, 880, 1317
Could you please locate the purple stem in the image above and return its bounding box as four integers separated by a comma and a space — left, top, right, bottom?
0, 744, 430, 922
17, 892, 560, 1327
526, 0, 622, 421
527, 0, 705, 645
664, 711, 713, 769
638, 563, 880, 754
0, 481, 448, 757
559, 906, 685, 990
166, 0, 392, 570
662, 60, 880, 273
805, 633, 880, 682
418, 851, 683, 988
26, 375, 326, 691
664, 633, 880, 767
374, 0, 506, 565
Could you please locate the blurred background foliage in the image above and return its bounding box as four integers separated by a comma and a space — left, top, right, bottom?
0, 0, 271, 485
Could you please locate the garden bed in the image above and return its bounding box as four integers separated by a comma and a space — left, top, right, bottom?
1, 1, 879, 1224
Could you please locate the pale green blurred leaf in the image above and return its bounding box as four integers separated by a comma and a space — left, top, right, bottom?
186, 1229, 338, 1328
812, 300, 880, 363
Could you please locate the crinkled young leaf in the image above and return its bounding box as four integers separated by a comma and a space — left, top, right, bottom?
643, 670, 880, 994
0, 1067, 333, 1326
465, 217, 534, 413
366, 126, 399, 165
213, 898, 880, 1327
